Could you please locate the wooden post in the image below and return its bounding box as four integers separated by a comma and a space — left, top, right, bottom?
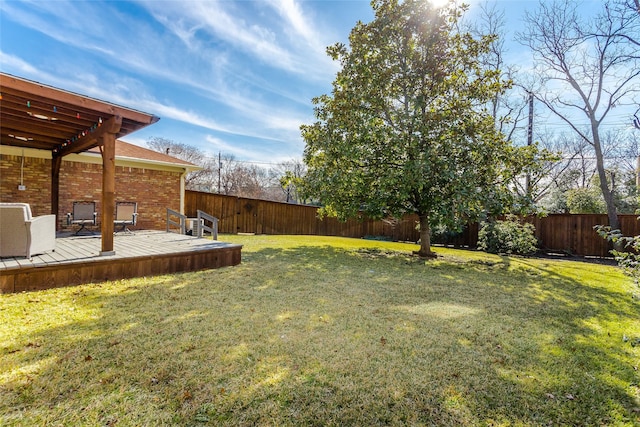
93, 115, 122, 256
100, 132, 116, 255
51, 155, 62, 230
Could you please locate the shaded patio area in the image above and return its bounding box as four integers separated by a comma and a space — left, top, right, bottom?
0, 231, 242, 293
1, 73, 161, 254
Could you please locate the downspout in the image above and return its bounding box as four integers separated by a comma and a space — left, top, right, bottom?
180, 168, 187, 215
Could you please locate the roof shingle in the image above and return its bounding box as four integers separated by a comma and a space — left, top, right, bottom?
88, 140, 196, 167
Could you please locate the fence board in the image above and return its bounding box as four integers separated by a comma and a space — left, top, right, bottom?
185, 191, 639, 257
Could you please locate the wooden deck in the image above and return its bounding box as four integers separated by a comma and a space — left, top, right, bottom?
0, 230, 242, 293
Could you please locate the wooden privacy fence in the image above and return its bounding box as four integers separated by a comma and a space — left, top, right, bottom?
435, 214, 640, 257
185, 191, 639, 257
185, 191, 420, 241
524, 214, 640, 257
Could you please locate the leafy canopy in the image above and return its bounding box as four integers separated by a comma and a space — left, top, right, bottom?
301, 0, 539, 255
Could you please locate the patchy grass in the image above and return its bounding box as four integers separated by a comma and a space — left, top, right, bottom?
1, 234, 638, 426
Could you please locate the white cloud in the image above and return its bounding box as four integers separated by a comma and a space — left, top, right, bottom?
141, 0, 336, 80
0, 0, 348, 161
204, 135, 259, 159
0, 52, 40, 75
142, 1, 297, 72
0, 1, 115, 56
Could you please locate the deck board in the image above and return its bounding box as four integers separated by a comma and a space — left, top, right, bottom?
0, 230, 242, 293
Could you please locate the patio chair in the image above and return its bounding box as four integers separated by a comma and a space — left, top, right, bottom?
0, 203, 56, 258
66, 201, 97, 235
114, 202, 138, 233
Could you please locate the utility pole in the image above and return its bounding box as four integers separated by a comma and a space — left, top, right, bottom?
218, 151, 222, 194
525, 92, 534, 196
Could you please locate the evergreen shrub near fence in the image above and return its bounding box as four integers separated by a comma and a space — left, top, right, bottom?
478, 217, 538, 255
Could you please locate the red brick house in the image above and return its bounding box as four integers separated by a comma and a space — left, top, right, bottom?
0, 140, 200, 231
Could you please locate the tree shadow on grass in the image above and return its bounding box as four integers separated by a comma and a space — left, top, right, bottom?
1, 244, 638, 426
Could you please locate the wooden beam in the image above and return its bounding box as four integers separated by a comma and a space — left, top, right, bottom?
1, 73, 158, 125
100, 132, 117, 255
1, 119, 68, 142
53, 115, 122, 158
0, 136, 54, 150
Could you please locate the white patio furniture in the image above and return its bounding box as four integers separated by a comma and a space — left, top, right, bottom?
0, 203, 56, 258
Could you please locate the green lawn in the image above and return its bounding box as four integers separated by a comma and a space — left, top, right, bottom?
1, 235, 639, 426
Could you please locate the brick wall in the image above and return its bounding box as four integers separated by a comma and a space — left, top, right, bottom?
0, 154, 51, 216
1, 153, 182, 230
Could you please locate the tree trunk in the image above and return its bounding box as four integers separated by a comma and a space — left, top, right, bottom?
594, 144, 620, 230
592, 126, 622, 251
415, 213, 437, 258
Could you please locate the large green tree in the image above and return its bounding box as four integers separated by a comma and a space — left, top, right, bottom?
301, 0, 537, 257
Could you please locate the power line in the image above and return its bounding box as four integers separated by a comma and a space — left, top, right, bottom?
203, 155, 301, 167
555, 155, 636, 161
536, 122, 637, 127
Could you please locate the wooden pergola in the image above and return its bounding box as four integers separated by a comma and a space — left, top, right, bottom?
0, 73, 160, 255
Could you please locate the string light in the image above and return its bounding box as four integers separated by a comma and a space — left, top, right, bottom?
3, 92, 109, 155
53, 117, 104, 154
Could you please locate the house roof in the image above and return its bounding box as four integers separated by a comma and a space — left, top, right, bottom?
0, 139, 200, 171
87, 140, 197, 168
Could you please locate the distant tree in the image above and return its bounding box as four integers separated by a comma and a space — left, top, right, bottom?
539, 131, 640, 213
566, 188, 606, 214
215, 155, 283, 201
277, 159, 307, 203
518, 0, 640, 234
610, 167, 639, 213
466, 2, 564, 209
146, 137, 215, 189
301, 0, 541, 257
218, 156, 258, 198
538, 133, 599, 212
468, 1, 527, 142
217, 153, 238, 195
225, 164, 265, 199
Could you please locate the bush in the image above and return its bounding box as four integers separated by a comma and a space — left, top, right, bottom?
566, 188, 606, 214
595, 224, 640, 286
431, 223, 464, 246
478, 217, 538, 255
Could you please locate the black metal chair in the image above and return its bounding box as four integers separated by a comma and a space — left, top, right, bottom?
66, 201, 97, 235
114, 202, 138, 233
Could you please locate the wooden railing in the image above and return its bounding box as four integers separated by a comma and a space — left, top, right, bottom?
166, 208, 186, 235
196, 210, 218, 240
166, 207, 219, 240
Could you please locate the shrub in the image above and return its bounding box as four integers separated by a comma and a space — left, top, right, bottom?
478, 217, 538, 255
595, 224, 640, 286
431, 223, 464, 246
566, 187, 606, 214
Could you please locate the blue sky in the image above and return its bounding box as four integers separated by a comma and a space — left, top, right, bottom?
1, 0, 628, 166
